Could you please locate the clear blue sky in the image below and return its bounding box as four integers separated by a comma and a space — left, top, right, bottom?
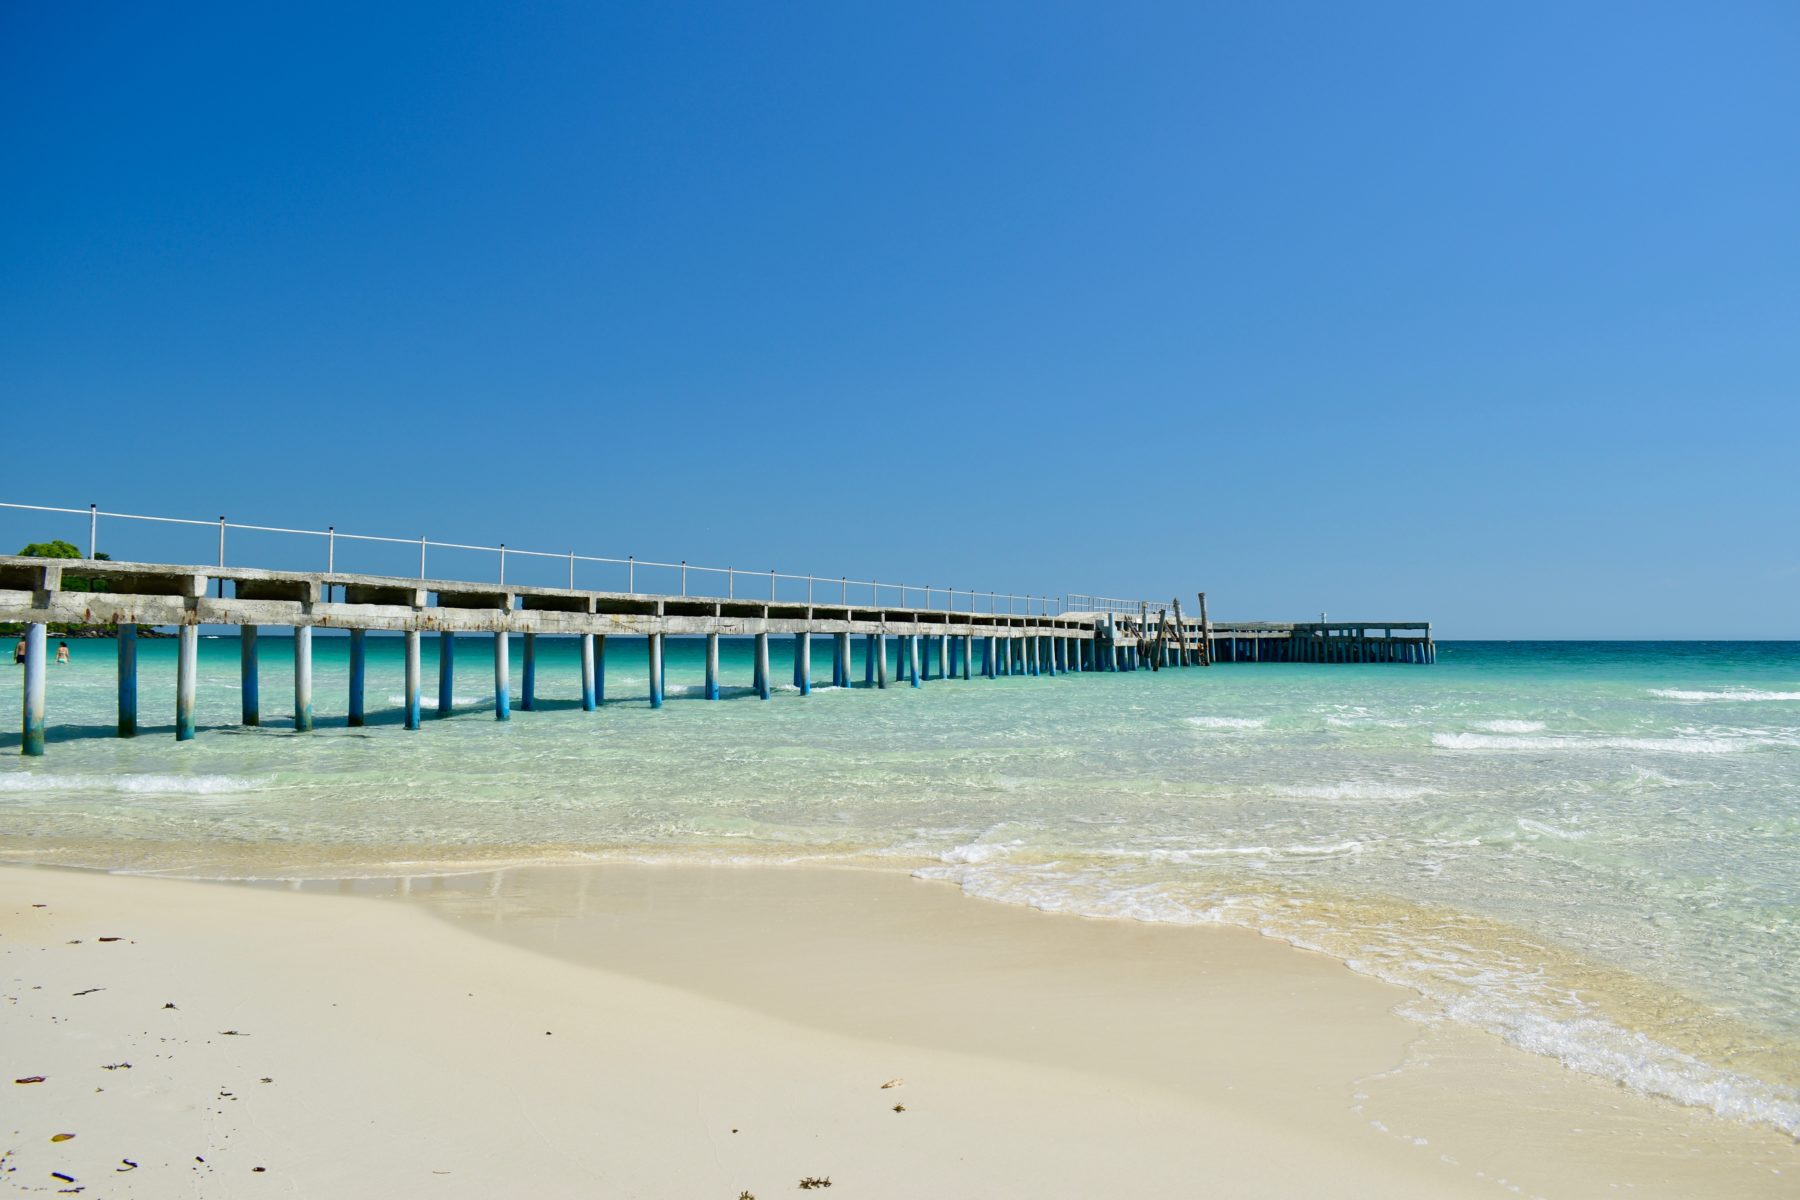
3, 3, 1795, 637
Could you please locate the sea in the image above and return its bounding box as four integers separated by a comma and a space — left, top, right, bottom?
2, 635, 1796, 1136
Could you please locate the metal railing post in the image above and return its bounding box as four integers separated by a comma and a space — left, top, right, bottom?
88, 503, 97, 559
327, 527, 335, 573
769, 568, 776, 602
499, 543, 506, 585
568, 551, 575, 590
681, 561, 688, 596
419, 536, 427, 579
627, 556, 635, 593
217, 516, 226, 568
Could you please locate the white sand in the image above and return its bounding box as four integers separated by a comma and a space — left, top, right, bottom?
3, 864, 1793, 1198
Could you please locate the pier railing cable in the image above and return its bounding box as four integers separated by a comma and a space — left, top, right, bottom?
0, 500, 1159, 619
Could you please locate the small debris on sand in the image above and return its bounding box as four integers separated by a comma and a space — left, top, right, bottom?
72, 988, 104, 997
51, 1133, 75, 1143
892, 1104, 906, 1113
97, 937, 123, 943
102, 1063, 131, 1071
798, 1177, 832, 1189
16, 1076, 46, 1084
162, 1002, 178, 1010
879, 1078, 903, 1089
117, 1160, 138, 1172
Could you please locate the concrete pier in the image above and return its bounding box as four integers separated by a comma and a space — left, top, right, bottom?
348, 628, 366, 726
176, 624, 197, 741
240, 625, 260, 726
705, 632, 720, 700
21, 623, 45, 756
438, 632, 455, 717
293, 626, 313, 731
116, 624, 137, 737
0, 550, 1430, 755
404, 629, 422, 730
581, 632, 598, 710
494, 631, 511, 720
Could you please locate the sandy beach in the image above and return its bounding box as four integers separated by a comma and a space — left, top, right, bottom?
3, 863, 1792, 1199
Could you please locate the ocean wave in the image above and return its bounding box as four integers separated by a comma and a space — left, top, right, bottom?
913, 859, 1800, 1137
0, 773, 272, 796
1325, 716, 1411, 728
1472, 719, 1547, 733
1272, 783, 1436, 802
1186, 716, 1268, 729
1432, 732, 1760, 754
1649, 688, 1800, 702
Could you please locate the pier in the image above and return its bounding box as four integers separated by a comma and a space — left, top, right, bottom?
2, 504, 1431, 756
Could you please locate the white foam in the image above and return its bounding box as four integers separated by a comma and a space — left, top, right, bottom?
0, 773, 271, 796
1432, 732, 1757, 754
1649, 688, 1800, 702
1186, 716, 1268, 729
1273, 782, 1436, 802
1326, 716, 1411, 728
1473, 719, 1547, 733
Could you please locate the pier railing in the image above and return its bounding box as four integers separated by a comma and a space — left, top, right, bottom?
0, 500, 1158, 619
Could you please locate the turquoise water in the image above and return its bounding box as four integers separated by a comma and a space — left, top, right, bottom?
3, 636, 1798, 1134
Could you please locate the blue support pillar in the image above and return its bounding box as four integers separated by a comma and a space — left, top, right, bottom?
521, 633, 537, 711
581, 633, 597, 711
348, 629, 366, 727
835, 631, 850, 687
937, 635, 948, 680
116, 624, 137, 738
596, 635, 607, 702
21, 623, 45, 756
908, 634, 920, 687
705, 632, 720, 700
175, 624, 197, 741
982, 636, 994, 678
293, 626, 314, 731
240, 625, 260, 726
948, 636, 959, 678
648, 633, 665, 708
795, 632, 811, 696
864, 633, 878, 687
404, 630, 422, 730
494, 631, 511, 720
754, 632, 771, 699
962, 635, 972, 680
874, 633, 887, 689
438, 632, 455, 717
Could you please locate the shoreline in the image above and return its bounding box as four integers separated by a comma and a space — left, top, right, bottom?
4, 861, 1794, 1198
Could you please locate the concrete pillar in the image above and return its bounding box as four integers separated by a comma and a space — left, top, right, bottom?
936, 635, 948, 680
348, 629, 366, 726
293, 626, 313, 732
835, 632, 851, 687
754, 632, 771, 699
581, 633, 597, 711
240, 625, 260, 726
521, 633, 537, 712
494, 631, 511, 720
961, 635, 972, 680
648, 633, 665, 708
596, 635, 607, 702
1028, 636, 1040, 677
796, 632, 812, 696
908, 634, 920, 687
864, 633, 878, 687
20, 623, 45, 756
982, 635, 994, 678
404, 630, 422, 730
874, 633, 888, 689
705, 632, 720, 700
116, 624, 137, 738
438, 632, 455, 717
175, 624, 197, 741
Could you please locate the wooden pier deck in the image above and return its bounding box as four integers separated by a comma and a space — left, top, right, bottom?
4, 555, 1432, 756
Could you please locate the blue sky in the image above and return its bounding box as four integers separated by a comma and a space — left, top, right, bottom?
2, 3, 1795, 637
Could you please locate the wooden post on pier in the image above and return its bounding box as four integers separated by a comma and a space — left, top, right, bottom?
348, 629, 366, 726
116, 624, 137, 738
240, 625, 260, 726
404, 630, 422, 730
438, 632, 455, 717
1171, 598, 1187, 666
1197, 593, 1213, 666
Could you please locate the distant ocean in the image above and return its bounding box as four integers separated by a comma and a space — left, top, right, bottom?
3, 637, 1797, 1134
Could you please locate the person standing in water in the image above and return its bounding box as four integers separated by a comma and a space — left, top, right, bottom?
11, 638, 22, 665
55, 641, 71, 665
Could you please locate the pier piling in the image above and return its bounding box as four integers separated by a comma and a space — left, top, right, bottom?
754, 632, 771, 699
705, 632, 720, 700
494, 631, 511, 720
21, 623, 45, 756
648, 633, 665, 708
521, 633, 537, 712
240, 625, 260, 726
175, 624, 197, 741
581, 633, 598, 710
348, 629, 366, 726
438, 632, 455, 717
293, 626, 313, 732
404, 630, 422, 730
116, 624, 137, 737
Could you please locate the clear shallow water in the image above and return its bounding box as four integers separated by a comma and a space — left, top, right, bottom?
2, 636, 1797, 1135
